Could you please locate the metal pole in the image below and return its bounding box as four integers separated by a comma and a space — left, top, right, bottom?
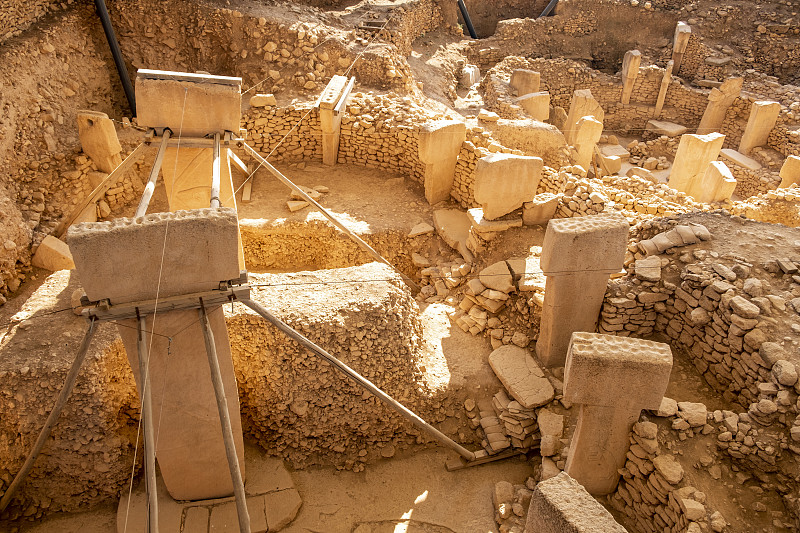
241, 298, 477, 462
211, 133, 221, 209
240, 142, 419, 293
93, 0, 136, 115
197, 300, 250, 533
538, 0, 559, 18
457, 0, 478, 38
135, 131, 171, 218
0, 318, 98, 513
136, 313, 159, 533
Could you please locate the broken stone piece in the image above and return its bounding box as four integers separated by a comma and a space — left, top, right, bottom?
32, 235, 75, 271
489, 345, 555, 409
287, 200, 310, 212
249, 93, 277, 107
479, 261, 514, 293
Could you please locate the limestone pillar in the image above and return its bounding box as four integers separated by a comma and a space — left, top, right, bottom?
536, 215, 628, 368
77, 110, 123, 173
67, 209, 246, 501
654, 60, 674, 118
418, 120, 467, 204
473, 153, 543, 219
564, 89, 604, 146
317, 75, 353, 166
738, 100, 781, 155
573, 116, 603, 170
696, 77, 743, 135
510, 69, 541, 96
667, 132, 725, 194
517, 92, 550, 122
563, 332, 672, 495
620, 50, 641, 105
779, 155, 800, 188
686, 160, 736, 203
671, 21, 691, 71
526, 472, 628, 532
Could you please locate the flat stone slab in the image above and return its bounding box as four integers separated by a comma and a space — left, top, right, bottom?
479, 260, 515, 293
473, 153, 543, 220
526, 472, 629, 532
720, 148, 762, 171
646, 119, 688, 137
489, 345, 554, 408
467, 208, 522, 234
67, 208, 241, 304
599, 144, 630, 161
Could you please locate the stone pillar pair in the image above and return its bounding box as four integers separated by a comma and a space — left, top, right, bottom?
564, 89, 604, 170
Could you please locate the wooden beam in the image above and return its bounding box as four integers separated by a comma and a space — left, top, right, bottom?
54, 143, 149, 238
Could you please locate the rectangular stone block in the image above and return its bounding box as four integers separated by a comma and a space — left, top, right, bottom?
525, 472, 629, 532
564, 89, 604, 145
473, 153, 543, 220
510, 69, 540, 95
738, 100, 781, 155
720, 148, 762, 171
540, 214, 629, 274
418, 120, 467, 204
564, 332, 673, 409
135, 69, 242, 137
688, 160, 736, 203
779, 155, 800, 188
668, 132, 725, 194
67, 208, 241, 304
646, 120, 687, 137
517, 91, 550, 122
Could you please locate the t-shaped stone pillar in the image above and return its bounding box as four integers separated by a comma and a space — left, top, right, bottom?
671, 21, 691, 72
536, 215, 628, 368
317, 75, 354, 166
417, 120, 467, 204
620, 50, 641, 105
654, 60, 674, 118
738, 100, 781, 155
667, 132, 725, 194
696, 77, 742, 135
564, 332, 673, 495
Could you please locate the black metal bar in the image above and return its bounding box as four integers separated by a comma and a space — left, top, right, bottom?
94, 0, 136, 115
538, 0, 559, 18
0, 318, 97, 513
457, 0, 478, 39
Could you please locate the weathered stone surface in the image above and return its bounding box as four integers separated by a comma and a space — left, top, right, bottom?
773, 360, 798, 386
525, 472, 628, 533
652, 454, 684, 485
730, 295, 760, 319
655, 397, 678, 417
432, 209, 473, 262
634, 255, 661, 282
265, 488, 303, 531
538, 408, 564, 436
473, 153, 543, 220
646, 119, 687, 137
677, 401, 708, 427
488, 345, 554, 408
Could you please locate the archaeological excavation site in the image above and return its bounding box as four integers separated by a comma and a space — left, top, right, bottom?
3, 0, 800, 532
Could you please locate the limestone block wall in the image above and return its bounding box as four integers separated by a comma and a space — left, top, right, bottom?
384, 0, 442, 56
243, 104, 323, 162
0, 187, 31, 304
599, 214, 799, 410
727, 162, 781, 199
609, 421, 722, 533
731, 186, 800, 228
228, 263, 438, 470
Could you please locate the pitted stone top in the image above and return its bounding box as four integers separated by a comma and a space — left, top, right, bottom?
68, 208, 241, 305
564, 332, 673, 409
540, 214, 629, 275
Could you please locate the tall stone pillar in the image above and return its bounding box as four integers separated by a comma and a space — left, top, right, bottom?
68, 208, 246, 501
536, 215, 628, 368
620, 50, 641, 105
654, 60, 674, 118
517, 92, 551, 122
779, 155, 800, 189
696, 77, 743, 135
573, 116, 603, 170
738, 100, 781, 155
671, 21, 691, 71
418, 120, 467, 204
564, 332, 672, 495
667, 132, 725, 194
564, 89, 604, 146
77, 110, 123, 173
317, 75, 353, 166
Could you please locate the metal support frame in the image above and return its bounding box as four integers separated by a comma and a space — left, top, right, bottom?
0, 318, 98, 513
210, 133, 222, 209
198, 299, 250, 533
137, 313, 159, 533
136, 130, 171, 218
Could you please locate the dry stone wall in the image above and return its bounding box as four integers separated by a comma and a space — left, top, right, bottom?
0, 0, 67, 43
